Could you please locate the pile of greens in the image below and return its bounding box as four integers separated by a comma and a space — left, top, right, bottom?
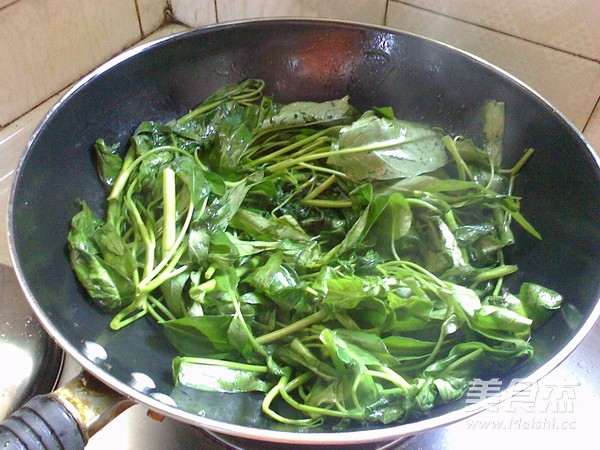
68, 78, 562, 427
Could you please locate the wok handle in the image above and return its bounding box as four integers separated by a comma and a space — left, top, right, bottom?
0, 396, 84, 450
0, 371, 134, 449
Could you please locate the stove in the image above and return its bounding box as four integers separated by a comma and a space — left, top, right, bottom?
1, 262, 597, 449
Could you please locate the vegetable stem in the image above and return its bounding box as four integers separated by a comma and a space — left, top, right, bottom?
162, 167, 177, 254
442, 135, 473, 181
138, 196, 195, 292
262, 374, 321, 426
266, 135, 436, 173
508, 147, 535, 176
247, 128, 335, 167
304, 174, 337, 201
300, 199, 353, 208
176, 357, 269, 373
256, 310, 329, 345
472, 264, 518, 284
440, 348, 485, 376
279, 383, 366, 420
368, 366, 412, 390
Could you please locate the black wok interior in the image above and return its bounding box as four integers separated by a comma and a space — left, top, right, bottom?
10, 20, 600, 438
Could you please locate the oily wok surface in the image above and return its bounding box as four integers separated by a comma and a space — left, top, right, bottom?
9, 19, 600, 444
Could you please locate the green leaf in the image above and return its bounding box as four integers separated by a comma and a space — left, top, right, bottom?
454, 138, 490, 168
383, 336, 437, 359
227, 313, 256, 359
94, 139, 123, 188
387, 291, 435, 331
323, 276, 373, 309
246, 252, 308, 311
275, 339, 337, 379
454, 224, 496, 246
317, 329, 381, 409
187, 226, 211, 265
207, 230, 240, 268
209, 101, 259, 175
171, 156, 211, 208
163, 315, 234, 356
67, 201, 102, 255
435, 283, 482, 322
433, 376, 472, 403
322, 188, 389, 262
320, 328, 391, 369
231, 209, 309, 242
161, 271, 190, 318
203, 178, 251, 232
69, 248, 134, 310
518, 282, 563, 329
92, 223, 137, 276
68, 203, 134, 310
174, 357, 272, 393
331, 329, 397, 366
472, 305, 532, 334
261, 96, 357, 129
372, 106, 395, 120
327, 111, 448, 181
483, 292, 527, 318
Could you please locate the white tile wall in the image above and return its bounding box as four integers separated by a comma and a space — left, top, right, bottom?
0, 0, 139, 126
170, 0, 217, 28
398, 0, 600, 61
0, 0, 168, 127
137, 0, 168, 36
386, 1, 600, 132
215, 0, 388, 24
172, 0, 389, 28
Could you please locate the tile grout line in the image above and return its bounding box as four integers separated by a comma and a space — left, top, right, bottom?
393, 0, 600, 64
383, 0, 390, 26
213, 0, 219, 23
582, 96, 600, 133
133, 0, 144, 38
0, 0, 17, 13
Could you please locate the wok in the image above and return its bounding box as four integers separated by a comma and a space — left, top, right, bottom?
2, 18, 600, 449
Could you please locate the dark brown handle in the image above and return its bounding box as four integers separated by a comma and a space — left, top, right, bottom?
0, 371, 134, 449
0, 395, 84, 449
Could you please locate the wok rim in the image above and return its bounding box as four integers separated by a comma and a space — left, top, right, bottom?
7, 17, 600, 445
